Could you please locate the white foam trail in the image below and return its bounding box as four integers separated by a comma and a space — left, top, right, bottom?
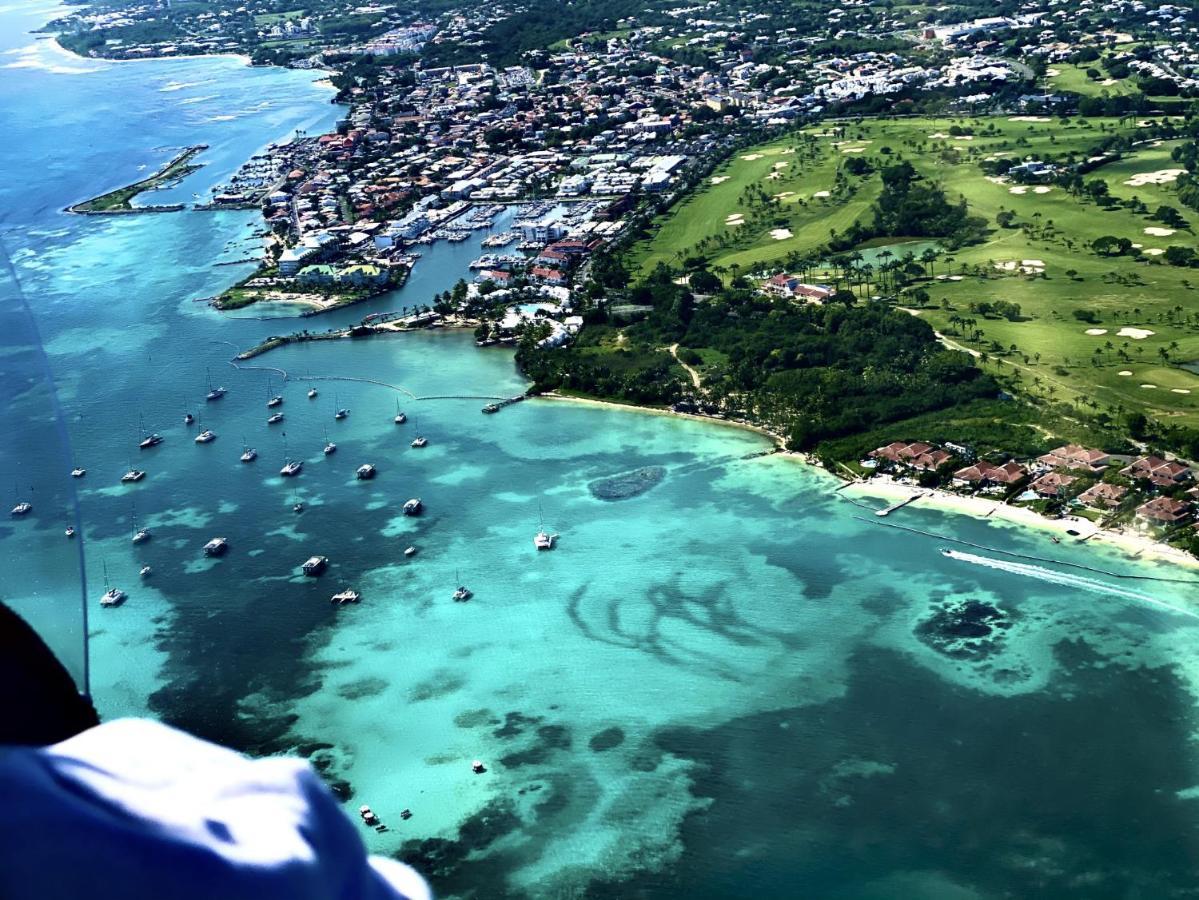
942, 549, 1199, 619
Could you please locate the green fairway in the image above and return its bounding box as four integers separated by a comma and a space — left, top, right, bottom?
1045, 62, 1138, 97
625, 113, 1199, 425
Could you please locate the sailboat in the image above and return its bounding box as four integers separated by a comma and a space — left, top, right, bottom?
131, 503, 151, 544
194, 412, 216, 443
452, 570, 472, 602
99, 561, 126, 608
334, 392, 349, 420
280, 432, 302, 476
292, 485, 304, 513
205, 367, 227, 401
138, 414, 163, 449
266, 379, 284, 408
394, 399, 406, 425
410, 416, 427, 448
240, 437, 257, 462
308, 385, 318, 399
323, 426, 336, 455
533, 504, 557, 550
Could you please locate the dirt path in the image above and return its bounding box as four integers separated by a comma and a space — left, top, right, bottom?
668, 343, 703, 389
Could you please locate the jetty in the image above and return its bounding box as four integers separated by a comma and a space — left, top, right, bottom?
482, 396, 525, 414
68, 145, 208, 214
874, 492, 925, 517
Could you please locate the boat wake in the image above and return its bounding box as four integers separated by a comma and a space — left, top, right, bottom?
941, 549, 1199, 620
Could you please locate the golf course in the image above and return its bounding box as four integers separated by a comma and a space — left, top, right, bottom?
624, 114, 1199, 428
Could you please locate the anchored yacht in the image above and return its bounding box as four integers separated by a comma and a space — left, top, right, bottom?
206, 386, 227, 401
267, 395, 284, 408
139, 433, 163, 449
403, 498, 422, 516
302, 555, 328, 577
11, 501, 32, 516
308, 386, 318, 399
121, 470, 146, 483
241, 446, 257, 462
71, 467, 86, 478
195, 429, 216, 443
331, 589, 360, 605
411, 436, 427, 448
203, 537, 229, 556
100, 586, 126, 608
280, 460, 303, 477
267, 413, 284, 425
356, 464, 377, 480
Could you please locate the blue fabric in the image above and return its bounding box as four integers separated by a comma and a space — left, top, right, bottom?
0, 719, 430, 900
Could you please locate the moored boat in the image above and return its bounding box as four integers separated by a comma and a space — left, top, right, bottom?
356, 464, 376, 480
331, 589, 361, 605
403, 498, 422, 516
195, 429, 216, 443
203, 537, 229, 556
267, 412, 284, 425
121, 470, 146, 483
302, 555, 328, 577
11, 501, 32, 516
280, 460, 303, 477
411, 436, 427, 448
71, 467, 86, 478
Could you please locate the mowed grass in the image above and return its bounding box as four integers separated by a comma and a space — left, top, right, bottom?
629, 113, 1199, 425
1044, 62, 1139, 97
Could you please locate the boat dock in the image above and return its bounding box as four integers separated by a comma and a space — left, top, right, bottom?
482, 395, 526, 414
875, 492, 925, 517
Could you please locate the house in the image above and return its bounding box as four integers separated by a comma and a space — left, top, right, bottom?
1037, 444, 1110, 474
1030, 471, 1077, 497
1077, 482, 1128, 510
529, 266, 567, 285
1136, 496, 1193, 526
953, 460, 1027, 487
868, 441, 952, 472
763, 275, 834, 301
338, 264, 388, 287
1120, 456, 1194, 488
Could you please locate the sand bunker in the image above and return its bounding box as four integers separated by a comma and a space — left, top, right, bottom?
710, 175, 729, 185
1144, 226, 1176, 237
1085, 329, 1108, 335
952, 135, 974, 141
774, 191, 795, 199
813, 190, 831, 198
1141, 384, 1157, 389
770, 228, 793, 240
995, 259, 1045, 275
928, 132, 949, 139
1173, 389, 1192, 394
1009, 115, 1050, 122
840, 147, 866, 153
725, 214, 744, 227
1118, 370, 1133, 376
773, 161, 789, 169
1033, 186, 1052, 194
1124, 168, 1183, 187
1046, 68, 1061, 76
1143, 248, 1165, 256
741, 153, 763, 161
1118, 328, 1154, 339
1100, 78, 1118, 86
1009, 186, 1028, 194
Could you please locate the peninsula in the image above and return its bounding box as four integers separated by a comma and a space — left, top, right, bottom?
67, 144, 207, 214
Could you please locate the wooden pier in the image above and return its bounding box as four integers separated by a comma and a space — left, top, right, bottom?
482, 395, 526, 414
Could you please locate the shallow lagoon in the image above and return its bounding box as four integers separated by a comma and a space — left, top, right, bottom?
4, 6, 1199, 898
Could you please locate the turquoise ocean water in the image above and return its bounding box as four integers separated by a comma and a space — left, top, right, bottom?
5, 5, 1199, 896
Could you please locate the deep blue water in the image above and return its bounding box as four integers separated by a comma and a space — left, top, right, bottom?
5, 5, 1199, 898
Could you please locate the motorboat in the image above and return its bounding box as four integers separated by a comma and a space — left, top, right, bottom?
403, 498, 422, 516
65, 526, 76, 538
356, 464, 376, 480
331, 589, 361, 605
139, 433, 163, 449
203, 537, 229, 556
411, 436, 427, 448
471, 760, 486, 774
308, 387, 318, 399
302, 555, 328, 577
71, 467, 86, 478
11, 502, 32, 516
139, 566, 152, 578
267, 413, 284, 425
241, 447, 257, 462
280, 460, 303, 477
121, 470, 146, 483
195, 430, 216, 443
404, 546, 417, 557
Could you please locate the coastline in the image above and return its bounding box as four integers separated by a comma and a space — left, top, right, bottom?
535, 392, 789, 447
838, 475, 1199, 573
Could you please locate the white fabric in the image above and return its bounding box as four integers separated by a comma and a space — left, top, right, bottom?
0, 719, 430, 900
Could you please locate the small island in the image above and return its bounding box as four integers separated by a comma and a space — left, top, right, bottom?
68, 144, 207, 214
